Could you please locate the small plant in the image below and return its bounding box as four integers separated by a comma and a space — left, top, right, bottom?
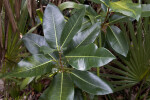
1, 3, 116, 99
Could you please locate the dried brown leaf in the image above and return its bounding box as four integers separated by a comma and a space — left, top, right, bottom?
27, 0, 32, 18
0, 0, 3, 12
15, 0, 22, 20
3, 0, 18, 33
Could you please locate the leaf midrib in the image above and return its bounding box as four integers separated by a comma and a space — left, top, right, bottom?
66, 56, 114, 59
52, 11, 59, 51
99, 0, 109, 7
61, 11, 83, 48
25, 37, 56, 61
109, 16, 126, 24
71, 72, 107, 91
109, 26, 125, 53
76, 24, 98, 48
111, 2, 136, 17
11, 60, 53, 76
60, 73, 63, 100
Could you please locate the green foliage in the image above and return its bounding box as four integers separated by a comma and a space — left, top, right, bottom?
43, 4, 65, 49
101, 19, 150, 99
70, 70, 113, 95
1, 0, 150, 99
60, 8, 85, 48
66, 44, 115, 70
109, 1, 141, 20
40, 73, 74, 100
141, 4, 150, 17
107, 25, 128, 57
90, 0, 109, 7
2, 3, 116, 99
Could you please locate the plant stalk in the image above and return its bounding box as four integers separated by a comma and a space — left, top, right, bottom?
102, 7, 110, 29
59, 51, 64, 71
97, 33, 102, 77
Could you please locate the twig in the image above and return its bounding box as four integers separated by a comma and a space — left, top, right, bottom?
102, 7, 110, 28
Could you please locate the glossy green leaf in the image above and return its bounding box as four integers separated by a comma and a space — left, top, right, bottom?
27, 23, 41, 33
72, 22, 100, 48
107, 26, 129, 57
141, 4, 150, 17
40, 46, 55, 55
3, 54, 53, 78
59, 2, 97, 16
109, 1, 141, 20
43, 4, 65, 49
121, 0, 133, 3
66, 43, 115, 70
63, 18, 93, 54
86, 6, 98, 16
60, 8, 85, 48
20, 77, 34, 90
109, 14, 129, 24
58, 1, 83, 11
70, 70, 113, 95
22, 33, 49, 54
90, 0, 109, 7
36, 9, 43, 23
40, 72, 74, 100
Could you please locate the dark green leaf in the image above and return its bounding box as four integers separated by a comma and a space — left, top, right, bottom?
73, 23, 100, 48
22, 33, 49, 54
27, 23, 41, 33
20, 77, 34, 90
109, 14, 129, 24
109, 1, 141, 20
107, 26, 129, 57
85, 6, 98, 16
70, 70, 113, 95
121, 0, 133, 3
74, 89, 83, 100
3, 54, 53, 78
59, 2, 97, 16
141, 4, 150, 17
40, 72, 74, 100
60, 8, 85, 48
36, 9, 43, 23
58, 1, 83, 11
90, 0, 109, 7
66, 43, 115, 70
43, 4, 65, 49
40, 46, 56, 55
63, 18, 93, 54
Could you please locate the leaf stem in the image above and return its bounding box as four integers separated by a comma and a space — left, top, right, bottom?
102, 7, 110, 28
97, 34, 102, 77
97, 67, 100, 77
59, 51, 64, 71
